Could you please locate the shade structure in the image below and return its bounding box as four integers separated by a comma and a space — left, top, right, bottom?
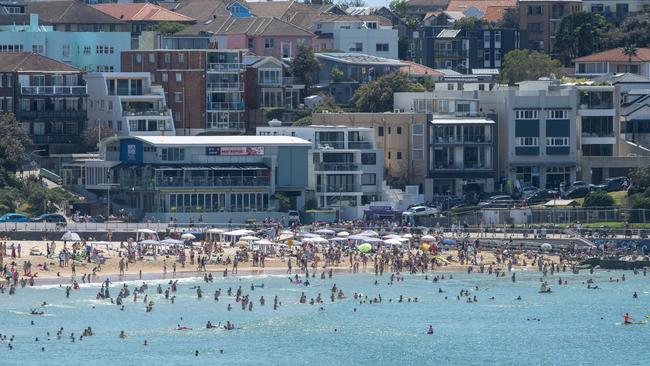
336, 231, 350, 237
278, 233, 294, 241
347, 234, 369, 240
384, 238, 405, 245
240, 235, 260, 241
181, 233, 196, 240
315, 229, 335, 235
302, 236, 329, 244
254, 239, 276, 245
359, 230, 379, 237
402, 233, 413, 239
161, 238, 183, 245
137, 229, 157, 234
138, 239, 160, 245
420, 235, 436, 242
61, 231, 81, 241
540, 243, 553, 251
441, 238, 456, 245
361, 237, 384, 244
329, 237, 349, 243
206, 228, 224, 234
383, 234, 401, 239
223, 229, 254, 236
357, 243, 372, 253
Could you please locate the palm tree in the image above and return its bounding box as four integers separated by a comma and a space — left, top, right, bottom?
622, 44, 638, 73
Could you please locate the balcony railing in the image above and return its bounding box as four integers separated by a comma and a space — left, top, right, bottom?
154, 176, 270, 188
16, 110, 86, 119
316, 184, 360, 193
432, 163, 492, 170
206, 102, 245, 111
206, 122, 246, 131
31, 134, 80, 144
315, 162, 359, 171
207, 82, 243, 91
433, 50, 468, 58
316, 140, 345, 149
20, 86, 87, 95
122, 109, 170, 117
207, 63, 243, 72
348, 141, 373, 149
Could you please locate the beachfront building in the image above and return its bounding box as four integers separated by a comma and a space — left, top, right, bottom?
518, 0, 582, 54
84, 72, 175, 137
257, 125, 384, 220
0, 13, 130, 72
61, 135, 311, 222
573, 48, 650, 78
121, 49, 246, 135
312, 15, 398, 60
0, 52, 87, 156
582, 0, 645, 23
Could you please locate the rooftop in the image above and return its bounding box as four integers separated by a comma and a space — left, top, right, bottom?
180, 15, 313, 37
0, 52, 80, 73
93, 3, 195, 22
437, 29, 462, 38
574, 47, 650, 63
446, 0, 517, 19
25, 1, 124, 24
315, 53, 405, 66
129, 135, 312, 147
400, 61, 445, 77
430, 118, 495, 124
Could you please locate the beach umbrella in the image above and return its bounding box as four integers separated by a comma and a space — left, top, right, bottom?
420, 235, 436, 242
315, 229, 335, 235
347, 234, 368, 240
402, 233, 413, 239
138, 239, 160, 245
357, 243, 372, 253
540, 243, 553, 251
441, 238, 456, 245
254, 239, 275, 245
383, 234, 400, 239
161, 238, 183, 245
61, 231, 81, 241
206, 228, 224, 234
384, 238, 404, 245
138, 229, 157, 234
240, 235, 260, 241
336, 231, 350, 237
279, 233, 294, 241
181, 233, 196, 240
360, 230, 379, 237
329, 237, 348, 243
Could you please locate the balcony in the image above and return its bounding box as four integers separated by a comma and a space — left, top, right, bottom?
20, 86, 87, 96
463, 135, 493, 144
16, 109, 86, 119
206, 102, 245, 111
207, 63, 243, 72
122, 109, 170, 117
316, 140, 345, 149
31, 134, 79, 144
433, 50, 468, 58
207, 82, 243, 92
316, 184, 360, 193
154, 176, 270, 188
315, 162, 360, 171
432, 163, 492, 170
348, 141, 373, 149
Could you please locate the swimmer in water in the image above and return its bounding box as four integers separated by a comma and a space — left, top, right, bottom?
119, 330, 127, 339
427, 325, 434, 334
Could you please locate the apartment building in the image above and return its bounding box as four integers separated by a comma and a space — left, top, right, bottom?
313, 15, 398, 60
0, 52, 87, 155
257, 125, 384, 220
582, 0, 646, 23
84, 72, 175, 137
518, 0, 582, 54
121, 49, 246, 135
573, 48, 650, 78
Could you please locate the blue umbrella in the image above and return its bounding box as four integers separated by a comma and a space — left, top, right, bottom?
441, 238, 456, 245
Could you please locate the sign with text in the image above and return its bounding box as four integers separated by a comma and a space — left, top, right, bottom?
206, 146, 265, 156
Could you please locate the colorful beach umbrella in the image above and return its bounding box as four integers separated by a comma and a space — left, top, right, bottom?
357, 243, 372, 253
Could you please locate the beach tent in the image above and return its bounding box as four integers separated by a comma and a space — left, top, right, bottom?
240, 235, 260, 241
61, 231, 81, 241
136, 228, 159, 242
181, 233, 196, 240
206, 228, 225, 241
138, 239, 160, 245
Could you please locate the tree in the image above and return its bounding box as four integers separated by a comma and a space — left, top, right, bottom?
336, 0, 366, 9
330, 67, 344, 82
352, 72, 418, 112
389, 0, 419, 29
498, 49, 562, 85
155, 22, 187, 35
453, 16, 491, 30
603, 12, 650, 48
629, 167, 650, 194
0, 113, 32, 186
553, 12, 607, 66
497, 7, 519, 29
80, 124, 115, 152
290, 44, 321, 92
583, 190, 614, 207
623, 44, 638, 71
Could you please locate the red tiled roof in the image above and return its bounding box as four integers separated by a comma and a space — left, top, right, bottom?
0, 52, 80, 73
484, 6, 511, 22
447, 0, 517, 17
400, 61, 444, 77
93, 3, 195, 22
573, 48, 650, 63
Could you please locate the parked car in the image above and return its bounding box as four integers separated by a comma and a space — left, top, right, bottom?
31, 213, 67, 223
562, 186, 590, 199
569, 181, 593, 191
600, 177, 629, 192
526, 189, 559, 205
0, 213, 30, 222
478, 195, 515, 208
402, 205, 439, 219
288, 210, 300, 224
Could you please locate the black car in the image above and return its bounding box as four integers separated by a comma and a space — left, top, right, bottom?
526, 189, 559, 205
603, 177, 629, 192
31, 214, 67, 223
562, 187, 590, 199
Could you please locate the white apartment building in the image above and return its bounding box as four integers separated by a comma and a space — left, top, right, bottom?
85, 72, 174, 136
257, 124, 384, 220
314, 18, 398, 60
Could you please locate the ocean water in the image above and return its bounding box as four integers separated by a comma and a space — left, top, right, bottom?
1, 269, 649, 365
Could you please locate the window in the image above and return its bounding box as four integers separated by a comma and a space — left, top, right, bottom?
378, 126, 384, 136
96, 65, 114, 72
528, 5, 543, 15
483, 31, 490, 47
174, 92, 183, 103
396, 151, 402, 160
264, 38, 274, 48
516, 137, 539, 146
96, 45, 114, 54
388, 151, 391, 159
527, 23, 544, 33
148, 53, 155, 63
247, 37, 254, 49
494, 31, 501, 48
162, 73, 168, 82
495, 50, 501, 67
397, 126, 402, 135
350, 42, 363, 52
375, 43, 389, 52
516, 110, 539, 119
62, 44, 70, 58
547, 110, 568, 119
546, 137, 569, 146
577, 62, 608, 74
175, 73, 182, 82
361, 153, 376, 165
175, 112, 182, 121
259, 69, 280, 84
361, 173, 376, 185
367, 22, 377, 29
135, 53, 142, 63
32, 45, 44, 54
161, 148, 185, 161
178, 53, 185, 63
0, 44, 23, 52
164, 53, 171, 63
